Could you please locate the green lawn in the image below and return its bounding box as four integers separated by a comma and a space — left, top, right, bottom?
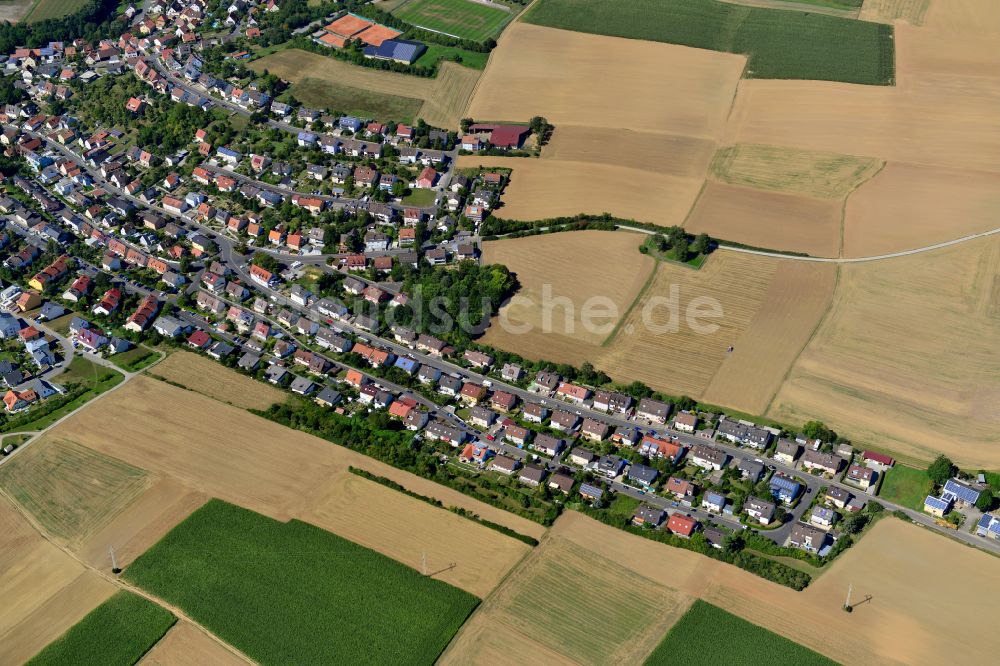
0, 359, 123, 434
415, 43, 490, 70
879, 464, 933, 510
524, 0, 894, 85
402, 188, 438, 206
644, 600, 837, 665
124, 500, 479, 665
27, 591, 175, 666
291, 77, 424, 124
395, 0, 513, 42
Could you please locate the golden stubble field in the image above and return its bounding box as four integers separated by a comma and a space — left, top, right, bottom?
250, 48, 479, 129
139, 621, 250, 666
150, 350, 286, 410
481, 234, 836, 408
769, 236, 1000, 468
0, 494, 116, 666
23, 376, 537, 597
480, 230, 656, 350
462, 21, 744, 227
443, 511, 1000, 665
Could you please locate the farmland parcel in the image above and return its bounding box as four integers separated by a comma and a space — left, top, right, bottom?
30, 375, 536, 596
524, 0, 895, 85
150, 351, 286, 410
768, 236, 1000, 469
125, 500, 479, 665
394, 0, 512, 42
643, 600, 836, 666
486, 511, 1000, 665
250, 48, 479, 129
0, 494, 116, 666
27, 591, 175, 666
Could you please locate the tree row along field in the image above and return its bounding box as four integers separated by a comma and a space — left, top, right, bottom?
523, 0, 895, 85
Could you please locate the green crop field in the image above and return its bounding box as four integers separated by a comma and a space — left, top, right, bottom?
124, 500, 480, 665
290, 77, 424, 124
644, 600, 837, 665
24, 0, 89, 22
524, 0, 895, 85
879, 465, 934, 510
27, 591, 175, 666
395, 0, 513, 42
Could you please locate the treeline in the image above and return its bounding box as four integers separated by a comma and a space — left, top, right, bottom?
253, 399, 559, 525
356, 6, 495, 52
396, 262, 518, 345
0, 0, 125, 53
348, 467, 539, 546
578, 505, 812, 590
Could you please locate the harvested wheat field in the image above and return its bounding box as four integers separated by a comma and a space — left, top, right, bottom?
150, 350, 285, 409
301, 473, 532, 598
709, 144, 883, 199
543, 126, 717, 178
140, 621, 250, 666
250, 49, 478, 129
440, 532, 693, 666
684, 181, 844, 257
597, 252, 780, 398
769, 236, 1000, 468
529, 511, 1000, 666
33, 376, 536, 596
0, 494, 116, 666
701, 261, 838, 415
458, 156, 704, 227
0, 438, 150, 545
470, 22, 745, 139
481, 231, 656, 354
843, 162, 1000, 258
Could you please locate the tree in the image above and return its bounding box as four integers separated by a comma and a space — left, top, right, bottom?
460, 117, 473, 133
691, 233, 711, 256
842, 514, 867, 534
927, 455, 956, 486
976, 489, 993, 512
251, 251, 279, 273
802, 420, 837, 443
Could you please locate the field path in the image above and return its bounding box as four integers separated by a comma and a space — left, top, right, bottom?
614, 223, 1000, 264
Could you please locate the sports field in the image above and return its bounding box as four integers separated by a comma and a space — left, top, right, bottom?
524, 0, 895, 85
150, 351, 286, 410
251, 49, 479, 129
27, 591, 175, 666
33, 375, 538, 595
125, 500, 479, 665
394, 0, 512, 42
644, 600, 836, 666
